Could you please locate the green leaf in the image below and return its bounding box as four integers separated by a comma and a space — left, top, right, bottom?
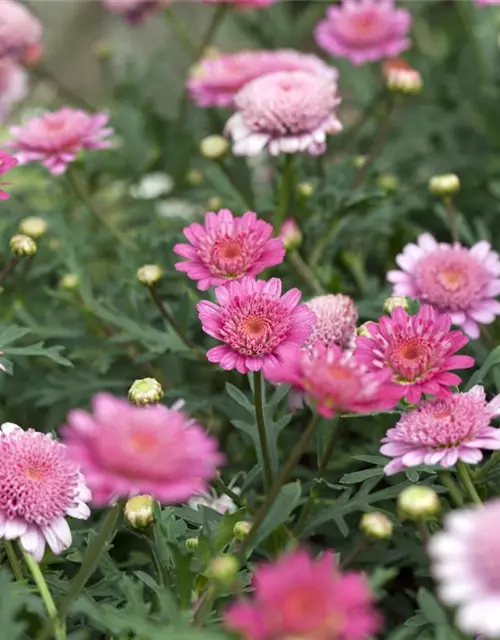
225, 383, 254, 413
2, 342, 72, 367
251, 482, 302, 549
340, 467, 384, 484
0, 569, 28, 640
417, 588, 449, 626
465, 345, 500, 391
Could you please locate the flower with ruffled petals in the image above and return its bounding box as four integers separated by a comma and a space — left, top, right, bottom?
8, 107, 113, 175
197, 276, 315, 374
381, 386, 500, 474
174, 209, 285, 291
0, 60, 27, 120
304, 294, 358, 351
102, 0, 170, 23
355, 305, 474, 404
429, 499, 500, 637
388, 233, 500, 339
0, 0, 42, 64
0, 150, 18, 200
225, 71, 342, 157
62, 394, 223, 506
225, 548, 381, 640
0, 423, 91, 562
315, 0, 411, 66
188, 49, 337, 108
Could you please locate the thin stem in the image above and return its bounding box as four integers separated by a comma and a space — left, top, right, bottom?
0, 256, 20, 285
340, 539, 369, 569
192, 585, 216, 627
197, 4, 228, 57
31, 65, 95, 112
289, 252, 324, 295
253, 371, 273, 491
212, 477, 248, 511
20, 545, 66, 640
163, 7, 198, 58
440, 472, 464, 507
444, 198, 458, 243
4, 540, 24, 581
275, 155, 293, 232
456, 461, 482, 505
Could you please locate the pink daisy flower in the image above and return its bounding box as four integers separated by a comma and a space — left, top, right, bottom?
62, 393, 223, 506
0, 60, 27, 121
174, 208, 285, 291
225, 548, 381, 640
102, 0, 170, 23
428, 499, 500, 637
315, 0, 412, 66
188, 49, 337, 108
0, 0, 42, 64
265, 342, 400, 418
8, 107, 114, 175
0, 423, 91, 562
355, 305, 474, 404
225, 70, 342, 157
381, 386, 500, 475
388, 233, 500, 339
197, 276, 315, 374
0, 150, 18, 200
304, 294, 358, 351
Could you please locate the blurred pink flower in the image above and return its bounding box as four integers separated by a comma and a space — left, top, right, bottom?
102, 0, 170, 23
225, 548, 382, 640
381, 386, 500, 475
197, 276, 315, 374
0, 0, 42, 64
204, 0, 274, 5
476, 0, 500, 4
174, 208, 285, 291
8, 107, 113, 174
304, 294, 358, 351
279, 218, 302, 251
315, 0, 411, 66
355, 305, 474, 404
62, 394, 223, 506
188, 49, 338, 108
388, 233, 500, 339
0, 150, 18, 200
0, 423, 90, 562
0, 60, 27, 120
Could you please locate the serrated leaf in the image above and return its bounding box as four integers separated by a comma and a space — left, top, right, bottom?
225, 383, 254, 413
465, 345, 500, 391
251, 482, 302, 550
2, 342, 72, 367
340, 467, 384, 484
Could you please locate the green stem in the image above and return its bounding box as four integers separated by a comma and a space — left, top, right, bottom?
456, 461, 482, 505
440, 471, 464, 507
192, 585, 216, 627
197, 4, 228, 57
475, 450, 500, 481
289, 252, 324, 295
20, 545, 66, 640
253, 371, 273, 491
212, 477, 248, 511
275, 155, 293, 233
444, 198, 459, 243
163, 7, 198, 58
0, 257, 20, 285
4, 540, 24, 581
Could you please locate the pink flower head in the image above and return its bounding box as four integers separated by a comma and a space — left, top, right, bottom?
0, 423, 91, 562
388, 233, 500, 339
265, 342, 400, 418
225, 548, 382, 640
102, 0, 170, 23
174, 209, 285, 291
381, 386, 500, 475
304, 294, 358, 351
476, 0, 500, 4
0, 0, 42, 64
204, 0, 275, 6
429, 499, 500, 637
225, 70, 342, 157
355, 305, 474, 404
0, 60, 27, 120
315, 0, 412, 66
188, 49, 338, 108
0, 150, 18, 200
197, 276, 315, 374
8, 107, 114, 175
62, 393, 223, 506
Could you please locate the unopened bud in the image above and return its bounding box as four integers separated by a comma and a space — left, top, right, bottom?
93, 42, 113, 61
383, 59, 422, 95
360, 512, 393, 539
357, 322, 372, 338
377, 173, 398, 192
353, 155, 367, 169
186, 169, 204, 186
297, 182, 314, 197
279, 218, 302, 251
429, 174, 460, 198
10, 234, 37, 256
383, 296, 409, 314
186, 537, 199, 551
19, 216, 48, 238
60, 273, 80, 290
128, 378, 164, 406
207, 196, 222, 210
136, 264, 163, 287
200, 135, 229, 160
208, 555, 238, 584
398, 486, 440, 521
233, 521, 251, 540
124, 495, 155, 529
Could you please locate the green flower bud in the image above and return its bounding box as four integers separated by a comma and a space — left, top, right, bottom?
186, 537, 199, 551
60, 273, 80, 290
19, 216, 48, 239
233, 521, 251, 540
297, 182, 314, 197
353, 155, 367, 168
128, 378, 164, 406
377, 173, 398, 192
200, 135, 229, 160
136, 264, 163, 287
124, 495, 155, 529
10, 234, 37, 256
208, 555, 239, 584
360, 512, 393, 539
383, 296, 409, 315
186, 169, 204, 186
429, 174, 460, 198
357, 322, 372, 338
206, 196, 222, 210
398, 486, 440, 521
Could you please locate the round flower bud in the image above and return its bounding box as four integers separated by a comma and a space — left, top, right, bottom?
297, 182, 314, 197
93, 42, 113, 61
398, 486, 440, 521
233, 521, 251, 540
200, 135, 229, 160
428, 174, 460, 199
9, 234, 37, 257
136, 264, 163, 287
18, 216, 48, 238
186, 169, 204, 186
128, 378, 164, 406
60, 273, 80, 290
186, 537, 199, 551
208, 555, 238, 584
357, 322, 372, 338
353, 155, 367, 169
279, 218, 302, 251
377, 173, 398, 192
206, 196, 222, 210
382, 59, 422, 95
124, 495, 155, 529
383, 296, 409, 315
360, 512, 393, 540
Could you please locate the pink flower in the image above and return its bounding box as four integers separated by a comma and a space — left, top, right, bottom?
428, 499, 500, 637
0, 150, 18, 200
304, 294, 358, 351
174, 209, 285, 291
315, 0, 412, 66
225, 71, 342, 157
62, 394, 223, 506
355, 305, 474, 404
476, 0, 500, 4
197, 276, 315, 374
265, 342, 400, 418
8, 107, 114, 175
0, 60, 27, 121
279, 218, 302, 251
102, 0, 170, 23
0, 0, 42, 64
204, 0, 274, 6
381, 386, 500, 475
188, 49, 338, 108
388, 233, 500, 339
0, 423, 91, 562
225, 548, 382, 640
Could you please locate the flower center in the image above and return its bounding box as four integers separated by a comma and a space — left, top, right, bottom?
244, 317, 266, 336
388, 336, 432, 382
437, 268, 464, 291
130, 431, 158, 452
24, 465, 44, 480
219, 240, 241, 260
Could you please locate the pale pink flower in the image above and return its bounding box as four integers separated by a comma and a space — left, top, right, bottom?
355, 305, 474, 404
315, 0, 411, 66
0, 60, 27, 120
0, 423, 91, 562
476, 0, 500, 4
0, 150, 18, 200
428, 499, 500, 637
388, 233, 500, 339
279, 218, 302, 251
62, 394, 223, 506
102, 0, 170, 23
188, 49, 338, 108
197, 276, 315, 374
0, 0, 42, 64
174, 209, 285, 291
225, 548, 381, 640
189, 486, 240, 514
8, 107, 113, 175
381, 386, 500, 475
225, 71, 342, 157
304, 294, 358, 351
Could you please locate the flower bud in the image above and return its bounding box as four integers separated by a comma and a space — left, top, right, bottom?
9, 234, 37, 257
279, 218, 302, 251
136, 264, 163, 287
208, 555, 239, 584
207, 196, 222, 210
19, 216, 48, 239
360, 512, 393, 540
377, 173, 398, 192
297, 182, 314, 197
200, 135, 229, 160
398, 486, 440, 521
383, 296, 409, 315
128, 378, 164, 406
429, 174, 460, 199
382, 59, 422, 95
357, 322, 372, 338
124, 495, 155, 529
60, 273, 80, 290
93, 42, 113, 61
353, 155, 367, 168
186, 537, 199, 551
186, 169, 204, 186
233, 521, 252, 540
